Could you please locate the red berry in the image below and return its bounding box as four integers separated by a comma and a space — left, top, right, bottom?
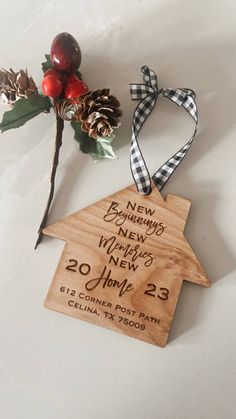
66, 73, 80, 83
64, 78, 89, 99
44, 68, 62, 79
50, 32, 81, 72
42, 75, 62, 98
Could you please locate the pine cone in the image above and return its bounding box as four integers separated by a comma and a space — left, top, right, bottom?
0, 68, 38, 105
75, 89, 122, 139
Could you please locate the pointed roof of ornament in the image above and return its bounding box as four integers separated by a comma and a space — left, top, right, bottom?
43, 183, 210, 288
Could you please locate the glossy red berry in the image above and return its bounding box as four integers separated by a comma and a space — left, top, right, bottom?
64, 77, 89, 99
66, 73, 81, 83
50, 32, 81, 72
42, 75, 62, 98
44, 68, 62, 79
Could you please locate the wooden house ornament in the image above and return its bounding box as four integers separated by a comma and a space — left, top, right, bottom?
43, 184, 210, 347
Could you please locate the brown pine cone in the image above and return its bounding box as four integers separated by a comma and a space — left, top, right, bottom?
75, 89, 122, 139
0, 68, 38, 105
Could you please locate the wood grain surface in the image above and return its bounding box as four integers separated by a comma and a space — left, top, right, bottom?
43, 183, 210, 347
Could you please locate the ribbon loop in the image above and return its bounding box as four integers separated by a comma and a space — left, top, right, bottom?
130, 66, 158, 101
141, 65, 158, 90
129, 66, 198, 194
162, 88, 197, 120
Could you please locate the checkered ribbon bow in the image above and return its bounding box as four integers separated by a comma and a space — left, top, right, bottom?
130, 66, 198, 194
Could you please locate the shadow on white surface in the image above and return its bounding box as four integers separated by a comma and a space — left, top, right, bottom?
169, 179, 235, 342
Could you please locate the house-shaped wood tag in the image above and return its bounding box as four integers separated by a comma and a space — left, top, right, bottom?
43, 184, 210, 347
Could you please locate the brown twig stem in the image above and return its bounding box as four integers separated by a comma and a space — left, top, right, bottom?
34, 113, 64, 249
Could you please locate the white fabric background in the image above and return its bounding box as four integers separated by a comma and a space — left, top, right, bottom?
0, 1, 235, 418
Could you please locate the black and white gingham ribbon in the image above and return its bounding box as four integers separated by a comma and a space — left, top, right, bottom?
130, 66, 198, 194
